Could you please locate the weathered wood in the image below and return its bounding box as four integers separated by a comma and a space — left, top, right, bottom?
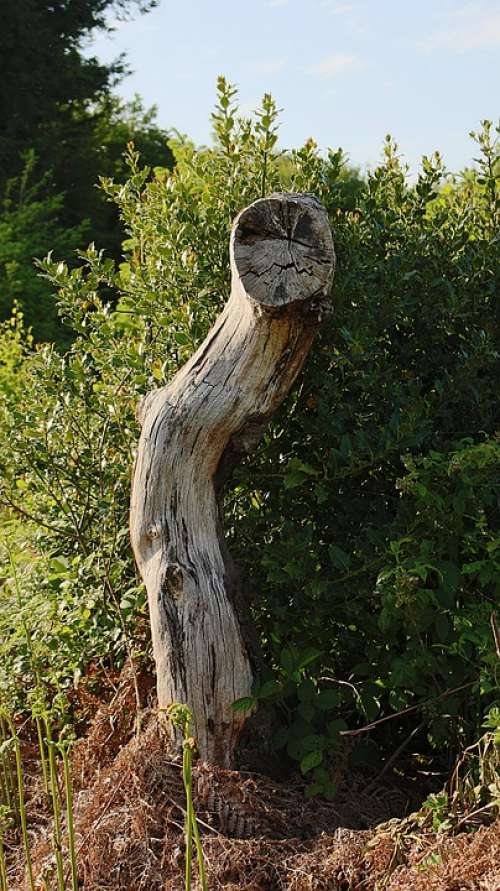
130, 192, 335, 765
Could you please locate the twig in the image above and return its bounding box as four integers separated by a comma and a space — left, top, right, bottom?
490, 612, 500, 658
73, 785, 117, 860
0, 494, 75, 539
365, 721, 425, 794
339, 681, 475, 737
453, 801, 497, 831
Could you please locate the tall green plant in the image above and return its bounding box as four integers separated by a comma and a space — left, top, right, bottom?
3, 716, 34, 891
166, 705, 208, 891
0, 805, 9, 891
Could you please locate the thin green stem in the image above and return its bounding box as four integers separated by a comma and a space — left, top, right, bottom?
0, 717, 13, 816
0, 826, 8, 891
191, 808, 208, 891
7, 548, 50, 804
6, 719, 34, 891
183, 741, 193, 891
0, 768, 8, 814
261, 151, 268, 198
45, 721, 65, 891
34, 717, 50, 801
2, 755, 16, 825
60, 745, 78, 891
165, 704, 208, 890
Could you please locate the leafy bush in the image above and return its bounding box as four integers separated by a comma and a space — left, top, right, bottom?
0, 303, 33, 401
0, 98, 174, 345
0, 81, 498, 788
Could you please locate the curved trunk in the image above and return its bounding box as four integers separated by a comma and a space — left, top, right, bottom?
130, 192, 335, 765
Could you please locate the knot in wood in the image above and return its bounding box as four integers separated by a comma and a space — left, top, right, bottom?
163, 563, 184, 600
231, 192, 335, 308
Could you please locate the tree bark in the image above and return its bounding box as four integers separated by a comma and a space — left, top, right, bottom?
130, 192, 335, 765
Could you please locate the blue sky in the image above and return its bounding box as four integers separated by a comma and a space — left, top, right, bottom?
87, 0, 500, 173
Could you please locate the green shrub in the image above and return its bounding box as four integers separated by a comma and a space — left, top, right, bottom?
0, 303, 32, 401
0, 81, 498, 787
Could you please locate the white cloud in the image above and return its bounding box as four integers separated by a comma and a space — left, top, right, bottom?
420, 3, 500, 52
269, 0, 289, 7
319, 1, 354, 13
307, 53, 365, 78
252, 58, 287, 76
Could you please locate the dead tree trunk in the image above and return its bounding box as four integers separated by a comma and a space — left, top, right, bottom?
130, 192, 335, 765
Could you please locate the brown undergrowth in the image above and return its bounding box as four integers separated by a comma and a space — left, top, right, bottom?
7, 668, 500, 891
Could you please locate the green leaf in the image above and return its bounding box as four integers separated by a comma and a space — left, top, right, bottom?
359, 691, 380, 722
301, 734, 328, 753
328, 545, 350, 570
258, 679, 281, 699
296, 647, 322, 670
297, 462, 319, 476
50, 556, 69, 574
313, 766, 330, 784
300, 750, 323, 774
317, 689, 340, 710
283, 470, 307, 489
323, 781, 337, 800
298, 702, 316, 722
279, 647, 296, 675
231, 697, 256, 713
462, 561, 484, 575
298, 678, 316, 703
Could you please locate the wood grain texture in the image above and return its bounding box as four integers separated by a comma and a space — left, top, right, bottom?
130, 192, 335, 765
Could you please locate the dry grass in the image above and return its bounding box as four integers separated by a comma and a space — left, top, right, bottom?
6, 668, 499, 890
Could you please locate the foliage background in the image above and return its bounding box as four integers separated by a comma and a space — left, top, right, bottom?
0, 77, 498, 794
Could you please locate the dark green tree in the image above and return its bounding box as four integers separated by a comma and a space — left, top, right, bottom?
0, 152, 89, 344
0, 0, 156, 184
0, 0, 173, 342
